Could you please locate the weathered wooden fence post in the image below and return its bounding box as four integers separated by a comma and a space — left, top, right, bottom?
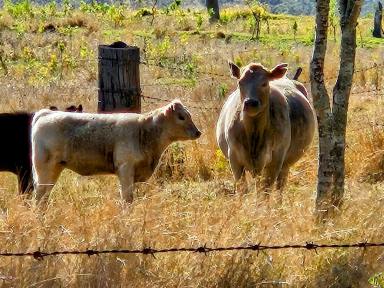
98, 41, 141, 113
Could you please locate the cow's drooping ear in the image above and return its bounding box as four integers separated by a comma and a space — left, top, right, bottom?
269, 63, 288, 80
228, 61, 240, 79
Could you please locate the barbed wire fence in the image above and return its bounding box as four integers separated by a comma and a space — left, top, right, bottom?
139, 57, 384, 111
0, 56, 383, 261
2, 241, 384, 260
140, 51, 384, 84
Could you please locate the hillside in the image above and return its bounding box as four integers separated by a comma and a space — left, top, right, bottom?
0, 0, 379, 15
131, 0, 379, 15
220, 0, 378, 15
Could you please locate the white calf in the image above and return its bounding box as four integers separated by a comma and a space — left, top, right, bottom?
31, 100, 201, 204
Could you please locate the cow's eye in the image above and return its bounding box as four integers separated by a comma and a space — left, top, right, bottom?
178, 115, 185, 121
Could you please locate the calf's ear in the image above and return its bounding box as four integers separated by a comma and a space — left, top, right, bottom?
228, 61, 240, 79
77, 104, 83, 112
269, 63, 288, 80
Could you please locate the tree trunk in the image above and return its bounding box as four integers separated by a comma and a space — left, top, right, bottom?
206, 0, 220, 22
331, 0, 362, 207
373, 1, 383, 38
332, 32, 356, 207
310, 0, 333, 213
311, 0, 363, 218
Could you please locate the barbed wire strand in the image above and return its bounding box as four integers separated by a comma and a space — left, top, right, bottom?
1, 241, 384, 260
142, 57, 384, 83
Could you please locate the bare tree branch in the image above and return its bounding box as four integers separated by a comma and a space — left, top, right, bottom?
349, 0, 364, 25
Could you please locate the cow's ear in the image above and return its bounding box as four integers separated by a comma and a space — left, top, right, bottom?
77, 104, 83, 112
269, 63, 288, 80
165, 102, 176, 117
228, 61, 240, 79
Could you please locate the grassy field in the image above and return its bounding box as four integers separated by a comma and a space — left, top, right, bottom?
0, 1, 383, 287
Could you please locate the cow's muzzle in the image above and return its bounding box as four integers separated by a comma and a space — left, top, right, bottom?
243, 98, 263, 116
188, 127, 201, 140
192, 129, 202, 139
244, 98, 260, 109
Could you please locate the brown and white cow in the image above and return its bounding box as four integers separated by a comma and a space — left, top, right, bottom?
31, 100, 201, 204
0, 105, 82, 194
216, 62, 315, 196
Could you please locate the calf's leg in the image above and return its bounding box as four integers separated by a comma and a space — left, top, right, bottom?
32, 145, 63, 205
117, 163, 135, 203
33, 164, 62, 205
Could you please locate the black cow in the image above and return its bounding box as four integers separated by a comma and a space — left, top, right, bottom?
0, 105, 82, 194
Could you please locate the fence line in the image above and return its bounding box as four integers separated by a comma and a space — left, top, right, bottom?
140, 87, 384, 113
142, 57, 384, 84
24, 83, 380, 112
1, 241, 384, 259
141, 60, 229, 80
141, 46, 260, 64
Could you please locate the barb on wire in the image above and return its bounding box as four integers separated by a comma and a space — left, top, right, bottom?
1, 241, 384, 259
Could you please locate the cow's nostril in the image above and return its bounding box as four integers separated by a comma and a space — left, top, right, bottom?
196, 130, 202, 138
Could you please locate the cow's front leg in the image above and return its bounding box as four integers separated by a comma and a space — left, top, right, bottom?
229, 149, 247, 194
276, 165, 289, 204
263, 151, 286, 200
117, 163, 135, 203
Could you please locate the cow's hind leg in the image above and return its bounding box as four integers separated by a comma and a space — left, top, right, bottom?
18, 166, 33, 195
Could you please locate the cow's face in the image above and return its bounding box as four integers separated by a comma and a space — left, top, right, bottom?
164, 100, 201, 141
229, 62, 288, 117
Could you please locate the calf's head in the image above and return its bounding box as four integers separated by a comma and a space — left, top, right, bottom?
162, 100, 201, 141
229, 62, 288, 117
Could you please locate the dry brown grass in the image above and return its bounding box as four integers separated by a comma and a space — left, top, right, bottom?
0, 4, 383, 287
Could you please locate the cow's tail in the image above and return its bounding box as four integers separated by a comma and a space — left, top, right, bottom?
31, 109, 52, 127
291, 67, 310, 99
293, 67, 302, 81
